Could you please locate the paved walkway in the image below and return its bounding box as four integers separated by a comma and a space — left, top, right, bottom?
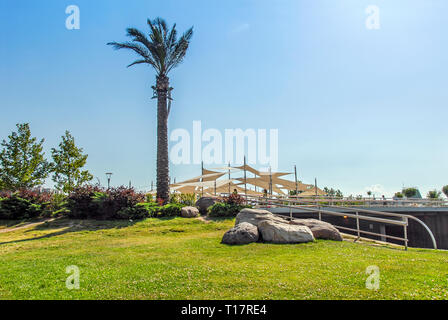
0, 218, 57, 234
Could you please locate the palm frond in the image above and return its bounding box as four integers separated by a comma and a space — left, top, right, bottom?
109, 18, 193, 76
107, 41, 149, 59
166, 27, 194, 72
127, 59, 149, 68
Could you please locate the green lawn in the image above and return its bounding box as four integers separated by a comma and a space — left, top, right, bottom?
0, 217, 447, 300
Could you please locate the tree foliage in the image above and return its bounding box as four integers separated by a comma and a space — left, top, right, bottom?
0, 123, 50, 191
323, 187, 343, 198
442, 185, 448, 198
394, 192, 404, 198
51, 131, 93, 193
427, 190, 441, 199
403, 188, 418, 198
107, 18, 193, 76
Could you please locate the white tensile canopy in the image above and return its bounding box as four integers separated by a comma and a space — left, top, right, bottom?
169, 164, 324, 197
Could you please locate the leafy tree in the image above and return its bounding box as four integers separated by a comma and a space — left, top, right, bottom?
367, 191, 372, 197
323, 187, 343, 198
442, 185, 448, 198
108, 18, 193, 202
51, 131, 93, 193
0, 123, 51, 191
427, 190, 441, 199
394, 192, 404, 198
403, 188, 418, 198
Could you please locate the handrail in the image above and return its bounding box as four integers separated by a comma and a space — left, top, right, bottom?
245, 194, 448, 208
254, 197, 437, 250
323, 205, 437, 250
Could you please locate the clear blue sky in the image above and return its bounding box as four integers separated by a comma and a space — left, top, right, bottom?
0, 0, 447, 197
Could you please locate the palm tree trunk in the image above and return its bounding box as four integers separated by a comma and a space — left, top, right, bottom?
156, 75, 170, 202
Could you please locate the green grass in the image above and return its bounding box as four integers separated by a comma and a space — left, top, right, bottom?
0, 217, 447, 300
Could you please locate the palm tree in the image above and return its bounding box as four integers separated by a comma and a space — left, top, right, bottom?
108, 18, 193, 202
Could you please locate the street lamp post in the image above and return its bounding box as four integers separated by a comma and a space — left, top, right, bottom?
106, 172, 113, 189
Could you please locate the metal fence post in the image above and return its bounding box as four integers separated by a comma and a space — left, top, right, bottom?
403, 216, 408, 251
355, 211, 360, 242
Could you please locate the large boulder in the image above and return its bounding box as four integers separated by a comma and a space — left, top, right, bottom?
195, 197, 218, 215
235, 208, 342, 242
258, 220, 314, 244
181, 206, 200, 218
290, 218, 342, 241
235, 208, 285, 227
222, 222, 259, 245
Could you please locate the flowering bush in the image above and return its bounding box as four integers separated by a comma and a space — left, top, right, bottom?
67, 186, 146, 219
0, 186, 189, 220
223, 193, 245, 205
98, 186, 146, 219
66, 185, 103, 219
15, 189, 53, 204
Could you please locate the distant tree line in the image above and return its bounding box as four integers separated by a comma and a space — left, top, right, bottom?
0, 123, 92, 193
323, 187, 343, 198
394, 187, 448, 200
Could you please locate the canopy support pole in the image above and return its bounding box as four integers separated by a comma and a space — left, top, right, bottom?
294, 165, 298, 197
244, 156, 247, 203
228, 162, 231, 196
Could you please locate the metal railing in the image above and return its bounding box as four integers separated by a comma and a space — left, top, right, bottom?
279, 196, 448, 208
254, 196, 437, 250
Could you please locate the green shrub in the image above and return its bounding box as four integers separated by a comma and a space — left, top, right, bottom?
157, 203, 183, 217
42, 193, 69, 217
134, 202, 160, 218
207, 202, 250, 217
116, 206, 148, 220
0, 195, 42, 219
169, 193, 196, 206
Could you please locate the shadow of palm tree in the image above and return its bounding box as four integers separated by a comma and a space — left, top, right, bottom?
0, 218, 138, 245
0, 219, 38, 229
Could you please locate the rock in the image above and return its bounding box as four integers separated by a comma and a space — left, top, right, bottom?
195, 197, 218, 215
258, 220, 314, 244
222, 222, 259, 245
290, 219, 343, 241
181, 206, 199, 218
231, 208, 341, 244
236, 208, 342, 242
235, 208, 285, 227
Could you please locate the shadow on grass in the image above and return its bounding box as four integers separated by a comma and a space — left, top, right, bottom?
0, 219, 43, 229
0, 218, 138, 245
197, 215, 235, 223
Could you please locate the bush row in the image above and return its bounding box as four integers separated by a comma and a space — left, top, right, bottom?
0, 186, 254, 220
0, 186, 188, 220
